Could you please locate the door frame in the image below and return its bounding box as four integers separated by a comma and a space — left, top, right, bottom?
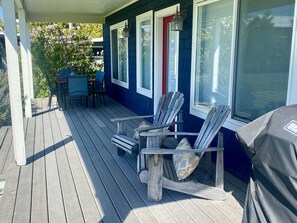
154, 4, 180, 112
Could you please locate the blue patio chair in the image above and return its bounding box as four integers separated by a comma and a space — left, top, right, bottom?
59, 68, 71, 79
66, 75, 89, 109
93, 70, 106, 106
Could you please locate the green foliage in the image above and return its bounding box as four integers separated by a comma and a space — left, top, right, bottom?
33, 67, 50, 98
31, 23, 103, 97
0, 19, 3, 31
0, 70, 11, 127
79, 23, 103, 38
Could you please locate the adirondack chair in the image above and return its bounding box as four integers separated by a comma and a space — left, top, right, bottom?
138, 105, 230, 201
111, 91, 184, 157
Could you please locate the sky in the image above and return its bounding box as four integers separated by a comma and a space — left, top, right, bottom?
0, 7, 2, 20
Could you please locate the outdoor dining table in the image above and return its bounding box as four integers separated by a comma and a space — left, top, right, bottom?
56, 77, 96, 108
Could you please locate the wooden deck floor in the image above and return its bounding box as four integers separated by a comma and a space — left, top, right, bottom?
0, 97, 247, 223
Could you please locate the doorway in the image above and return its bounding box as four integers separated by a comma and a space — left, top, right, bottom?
162, 15, 179, 95
154, 5, 180, 112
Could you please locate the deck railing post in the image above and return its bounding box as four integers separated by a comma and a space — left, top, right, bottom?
3, 0, 27, 165
18, 8, 32, 118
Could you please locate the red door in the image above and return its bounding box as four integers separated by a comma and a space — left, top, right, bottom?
162, 15, 174, 95
162, 15, 179, 95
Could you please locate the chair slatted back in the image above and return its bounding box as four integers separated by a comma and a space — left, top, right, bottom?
153, 92, 184, 126
193, 105, 230, 157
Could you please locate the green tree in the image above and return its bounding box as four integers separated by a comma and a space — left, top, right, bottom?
31, 23, 103, 97
0, 19, 3, 31
0, 70, 10, 127
79, 23, 103, 38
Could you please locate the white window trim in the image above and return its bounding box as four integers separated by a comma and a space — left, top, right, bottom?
190, 0, 297, 131
287, 1, 297, 105
136, 10, 153, 98
110, 20, 129, 89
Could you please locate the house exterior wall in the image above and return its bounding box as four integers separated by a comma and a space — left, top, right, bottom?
103, 0, 251, 182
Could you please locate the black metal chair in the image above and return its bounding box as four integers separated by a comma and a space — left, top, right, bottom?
93, 70, 106, 106
44, 73, 62, 108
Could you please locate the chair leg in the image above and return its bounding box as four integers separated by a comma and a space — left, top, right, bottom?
215, 132, 224, 189
98, 93, 103, 104
117, 148, 126, 156
147, 154, 163, 201
64, 96, 67, 110
48, 95, 52, 109
102, 93, 106, 106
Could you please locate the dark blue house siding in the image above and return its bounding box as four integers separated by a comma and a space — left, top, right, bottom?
103, 0, 251, 183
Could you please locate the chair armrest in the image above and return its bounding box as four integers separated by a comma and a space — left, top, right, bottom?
134, 120, 183, 132
142, 148, 198, 155
142, 147, 223, 155
205, 147, 224, 152
110, 114, 155, 122
140, 131, 200, 137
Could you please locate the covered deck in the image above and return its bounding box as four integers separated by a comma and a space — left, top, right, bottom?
0, 97, 246, 223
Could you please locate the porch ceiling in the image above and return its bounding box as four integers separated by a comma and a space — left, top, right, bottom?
23, 0, 138, 23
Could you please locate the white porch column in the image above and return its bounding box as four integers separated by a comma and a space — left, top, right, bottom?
18, 9, 32, 118
26, 22, 34, 99
3, 0, 26, 165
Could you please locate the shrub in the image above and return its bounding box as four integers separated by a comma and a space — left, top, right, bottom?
0, 69, 11, 127
31, 23, 103, 96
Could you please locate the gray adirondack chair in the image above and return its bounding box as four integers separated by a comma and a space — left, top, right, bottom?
139, 105, 230, 201
111, 91, 184, 157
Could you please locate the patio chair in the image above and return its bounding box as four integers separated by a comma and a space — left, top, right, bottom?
111, 91, 184, 157
44, 72, 64, 108
66, 75, 89, 109
139, 105, 230, 201
91, 70, 106, 106
59, 68, 71, 79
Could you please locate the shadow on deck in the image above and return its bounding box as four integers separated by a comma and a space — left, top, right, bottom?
0, 97, 247, 223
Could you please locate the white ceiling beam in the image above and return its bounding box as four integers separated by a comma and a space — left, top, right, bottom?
28, 13, 106, 24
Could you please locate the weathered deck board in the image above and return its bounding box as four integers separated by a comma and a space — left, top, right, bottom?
55, 107, 102, 222
49, 108, 85, 223
65, 109, 122, 223
31, 108, 48, 223
0, 120, 26, 222
70, 109, 141, 222
0, 97, 246, 223
0, 127, 12, 174
42, 99, 66, 223
13, 118, 35, 223
0, 127, 8, 148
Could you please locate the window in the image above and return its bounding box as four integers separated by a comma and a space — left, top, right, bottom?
110, 20, 129, 88
234, 0, 295, 122
192, 0, 233, 107
191, 0, 296, 130
136, 11, 153, 97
